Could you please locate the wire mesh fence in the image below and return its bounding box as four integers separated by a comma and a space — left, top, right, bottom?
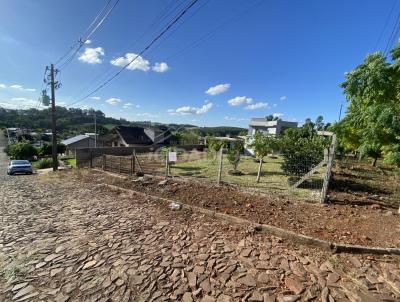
85, 138, 337, 203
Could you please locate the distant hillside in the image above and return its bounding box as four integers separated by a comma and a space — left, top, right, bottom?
0, 107, 247, 138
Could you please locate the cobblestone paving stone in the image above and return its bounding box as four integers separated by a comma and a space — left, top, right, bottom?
0, 139, 399, 301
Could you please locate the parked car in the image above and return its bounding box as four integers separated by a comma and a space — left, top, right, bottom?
7, 160, 33, 175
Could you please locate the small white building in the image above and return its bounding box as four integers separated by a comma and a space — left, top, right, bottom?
248, 118, 298, 136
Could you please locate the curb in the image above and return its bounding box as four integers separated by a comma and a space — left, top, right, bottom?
99, 181, 400, 256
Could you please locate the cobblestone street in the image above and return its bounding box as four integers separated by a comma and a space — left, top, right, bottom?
0, 134, 399, 301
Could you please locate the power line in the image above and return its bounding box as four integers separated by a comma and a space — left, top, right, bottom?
66, 0, 200, 108
74, 0, 191, 99
384, 8, 400, 56
375, 0, 398, 51
162, 0, 264, 62
55, 0, 120, 70
54, 0, 113, 66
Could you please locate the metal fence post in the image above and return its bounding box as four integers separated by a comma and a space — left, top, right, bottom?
217, 147, 223, 185
89, 152, 93, 168
103, 154, 106, 171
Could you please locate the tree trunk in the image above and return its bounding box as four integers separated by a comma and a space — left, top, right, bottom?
372, 157, 378, 167
256, 158, 263, 183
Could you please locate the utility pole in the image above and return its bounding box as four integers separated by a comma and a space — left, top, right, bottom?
338, 102, 343, 121
49, 64, 58, 171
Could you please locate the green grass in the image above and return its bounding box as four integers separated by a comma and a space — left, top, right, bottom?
171, 155, 326, 201
31, 158, 53, 169
65, 158, 76, 168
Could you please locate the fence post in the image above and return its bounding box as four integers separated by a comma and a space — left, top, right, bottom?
102, 154, 106, 171
119, 157, 122, 174
89, 151, 93, 168
320, 134, 337, 204
217, 147, 223, 185
165, 149, 169, 178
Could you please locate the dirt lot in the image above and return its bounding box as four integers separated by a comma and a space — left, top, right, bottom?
87, 168, 400, 248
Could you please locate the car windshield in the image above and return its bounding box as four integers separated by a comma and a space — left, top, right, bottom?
11, 160, 30, 165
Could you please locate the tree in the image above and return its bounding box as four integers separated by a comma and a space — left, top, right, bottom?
227, 140, 244, 174
339, 44, 400, 166
280, 127, 329, 177
5, 141, 38, 160
38, 143, 66, 157
206, 137, 226, 160
315, 116, 325, 131
249, 132, 280, 182
175, 130, 199, 145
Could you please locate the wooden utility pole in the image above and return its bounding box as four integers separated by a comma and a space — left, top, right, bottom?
50, 64, 58, 171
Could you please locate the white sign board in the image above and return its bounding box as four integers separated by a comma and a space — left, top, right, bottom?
168, 152, 177, 162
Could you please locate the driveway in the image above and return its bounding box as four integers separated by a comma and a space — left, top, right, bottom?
0, 139, 399, 301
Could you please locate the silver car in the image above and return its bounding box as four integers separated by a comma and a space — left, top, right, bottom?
7, 160, 33, 175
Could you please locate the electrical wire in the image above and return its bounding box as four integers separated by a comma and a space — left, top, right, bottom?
56, 0, 120, 70
74, 0, 190, 98
384, 9, 400, 56
375, 0, 398, 51
66, 0, 200, 107
160, 0, 264, 62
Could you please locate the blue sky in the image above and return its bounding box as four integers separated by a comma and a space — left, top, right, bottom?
0, 0, 398, 127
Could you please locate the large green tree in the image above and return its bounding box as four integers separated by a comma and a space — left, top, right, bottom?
339, 44, 400, 166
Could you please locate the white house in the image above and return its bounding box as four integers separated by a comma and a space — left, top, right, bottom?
248, 118, 298, 136
245, 118, 298, 156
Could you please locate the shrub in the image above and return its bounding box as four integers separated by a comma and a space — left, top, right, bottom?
227, 140, 244, 172
38, 143, 66, 156
35, 158, 53, 169
5, 141, 38, 160
280, 128, 329, 177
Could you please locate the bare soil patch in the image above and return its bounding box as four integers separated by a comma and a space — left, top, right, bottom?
83, 168, 400, 248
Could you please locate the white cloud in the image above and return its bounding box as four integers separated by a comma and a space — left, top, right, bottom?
105, 97, 121, 105
78, 47, 105, 64
84, 39, 92, 44
272, 113, 284, 118
152, 62, 169, 73
224, 116, 246, 121
0, 97, 36, 109
280, 96, 287, 101
2, 84, 35, 92
206, 83, 230, 96
136, 112, 159, 118
169, 103, 213, 116
90, 96, 101, 100
123, 103, 133, 109
245, 102, 269, 110
227, 96, 252, 106
110, 53, 150, 71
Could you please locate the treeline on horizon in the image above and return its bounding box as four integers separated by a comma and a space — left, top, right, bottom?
0, 107, 246, 138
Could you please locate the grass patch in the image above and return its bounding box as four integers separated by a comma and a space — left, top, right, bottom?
171, 155, 325, 201
32, 158, 53, 169
65, 158, 76, 168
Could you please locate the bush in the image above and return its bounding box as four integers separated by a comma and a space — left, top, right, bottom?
5, 141, 38, 160
38, 143, 66, 156
280, 128, 329, 177
35, 158, 53, 169
227, 140, 244, 172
